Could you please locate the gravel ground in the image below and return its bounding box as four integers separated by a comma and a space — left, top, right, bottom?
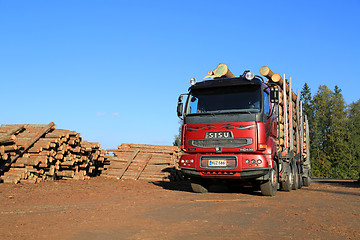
0, 177, 359, 240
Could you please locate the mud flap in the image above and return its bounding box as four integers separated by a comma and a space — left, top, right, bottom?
255, 169, 270, 181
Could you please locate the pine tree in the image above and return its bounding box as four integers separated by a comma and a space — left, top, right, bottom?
311, 85, 333, 177
328, 86, 348, 178
301, 83, 313, 120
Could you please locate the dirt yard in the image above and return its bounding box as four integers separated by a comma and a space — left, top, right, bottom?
0, 178, 359, 240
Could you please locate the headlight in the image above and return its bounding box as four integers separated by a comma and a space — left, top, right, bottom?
245, 71, 255, 80
190, 77, 197, 85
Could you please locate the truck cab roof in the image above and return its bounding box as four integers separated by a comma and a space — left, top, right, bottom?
189, 77, 265, 91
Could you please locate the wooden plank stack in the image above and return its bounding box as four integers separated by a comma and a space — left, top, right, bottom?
0, 123, 109, 184
260, 66, 308, 156
102, 144, 181, 181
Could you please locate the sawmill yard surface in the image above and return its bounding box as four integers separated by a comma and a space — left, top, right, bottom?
0, 178, 359, 240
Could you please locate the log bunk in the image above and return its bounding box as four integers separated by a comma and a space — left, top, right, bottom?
260, 66, 310, 163
0, 123, 109, 184
102, 144, 181, 181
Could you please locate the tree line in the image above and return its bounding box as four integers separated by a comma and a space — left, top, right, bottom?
301, 84, 360, 179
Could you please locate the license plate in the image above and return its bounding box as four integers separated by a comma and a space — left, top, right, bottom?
205, 131, 233, 139
209, 160, 227, 166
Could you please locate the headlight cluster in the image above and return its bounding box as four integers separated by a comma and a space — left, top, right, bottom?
181, 159, 194, 164
244, 159, 263, 167
180, 157, 196, 168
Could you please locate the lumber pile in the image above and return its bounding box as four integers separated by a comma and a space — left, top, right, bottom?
260, 66, 309, 157
0, 123, 108, 184
102, 144, 181, 181
0, 124, 24, 162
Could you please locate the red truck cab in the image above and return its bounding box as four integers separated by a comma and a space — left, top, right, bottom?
177, 72, 280, 196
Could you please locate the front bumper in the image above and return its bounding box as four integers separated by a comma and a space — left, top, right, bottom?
181, 168, 269, 180
179, 153, 271, 180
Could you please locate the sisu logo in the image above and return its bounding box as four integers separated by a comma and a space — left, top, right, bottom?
205, 131, 233, 139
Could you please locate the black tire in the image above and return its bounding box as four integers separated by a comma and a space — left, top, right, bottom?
190, 178, 209, 193
251, 182, 260, 191
281, 164, 293, 192
227, 183, 240, 192
292, 164, 299, 190
303, 176, 311, 187
298, 171, 303, 189
260, 161, 278, 196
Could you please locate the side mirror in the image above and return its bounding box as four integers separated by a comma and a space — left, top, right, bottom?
270, 87, 279, 103
177, 94, 188, 118
177, 102, 183, 117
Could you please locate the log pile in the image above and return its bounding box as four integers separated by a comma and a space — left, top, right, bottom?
0, 124, 24, 162
0, 123, 109, 184
260, 66, 308, 157
102, 144, 181, 181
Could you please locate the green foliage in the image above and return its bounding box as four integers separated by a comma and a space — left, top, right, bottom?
173, 134, 181, 147
300, 83, 313, 119
344, 100, 360, 179
173, 120, 183, 147
302, 83, 360, 179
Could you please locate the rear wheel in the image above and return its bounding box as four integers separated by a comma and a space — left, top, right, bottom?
281, 164, 293, 192
190, 178, 209, 193
292, 164, 299, 190
303, 176, 311, 186
260, 161, 278, 196
298, 170, 303, 189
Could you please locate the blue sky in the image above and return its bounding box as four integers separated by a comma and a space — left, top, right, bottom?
1, 0, 359, 149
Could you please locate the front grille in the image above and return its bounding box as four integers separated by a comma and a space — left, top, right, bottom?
189, 138, 252, 148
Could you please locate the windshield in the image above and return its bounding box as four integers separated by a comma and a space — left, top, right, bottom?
187, 85, 261, 114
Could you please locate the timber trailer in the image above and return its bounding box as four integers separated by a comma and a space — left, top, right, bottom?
176, 64, 311, 196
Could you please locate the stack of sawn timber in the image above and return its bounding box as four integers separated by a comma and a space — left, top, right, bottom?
102, 144, 181, 181
0, 122, 109, 184
260, 66, 309, 158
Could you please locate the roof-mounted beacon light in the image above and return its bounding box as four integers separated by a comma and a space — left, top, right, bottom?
245, 71, 255, 81
190, 77, 197, 86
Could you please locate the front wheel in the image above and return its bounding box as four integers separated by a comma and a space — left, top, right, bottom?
260, 161, 278, 196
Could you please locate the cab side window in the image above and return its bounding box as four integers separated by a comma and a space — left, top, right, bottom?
264, 91, 270, 115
